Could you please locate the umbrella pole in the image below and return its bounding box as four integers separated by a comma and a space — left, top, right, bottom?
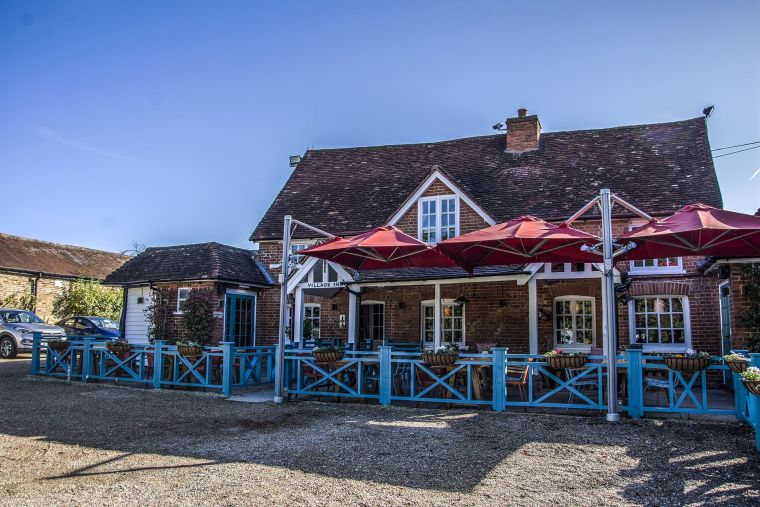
274, 214, 292, 404
600, 189, 620, 422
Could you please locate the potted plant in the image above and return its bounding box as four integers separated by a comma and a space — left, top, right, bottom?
422, 344, 460, 367
106, 338, 130, 356
176, 340, 204, 359
543, 349, 587, 369
312, 346, 344, 363
740, 367, 760, 398
663, 349, 711, 373
46, 337, 69, 352
722, 352, 748, 374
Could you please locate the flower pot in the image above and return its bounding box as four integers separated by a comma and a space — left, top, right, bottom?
422, 352, 459, 367
664, 357, 710, 373
312, 349, 344, 363
177, 345, 204, 359
545, 356, 586, 370
107, 342, 131, 355
742, 379, 760, 398
725, 359, 748, 374
47, 340, 69, 352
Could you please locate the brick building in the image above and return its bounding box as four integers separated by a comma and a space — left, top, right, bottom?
104, 242, 273, 344
0, 233, 129, 322
249, 109, 751, 355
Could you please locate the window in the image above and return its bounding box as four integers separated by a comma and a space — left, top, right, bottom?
553, 297, 595, 348
303, 304, 320, 339
359, 302, 384, 341
630, 296, 690, 349
421, 300, 465, 346
629, 257, 684, 274
418, 195, 458, 243
290, 243, 310, 266
177, 288, 191, 312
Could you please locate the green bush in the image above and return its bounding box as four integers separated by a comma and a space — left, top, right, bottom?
145, 289, 172, 343
739, 264, 760, 353
181, 289, 215, 345
0, 292, 37, 311
52, 279, 122, 321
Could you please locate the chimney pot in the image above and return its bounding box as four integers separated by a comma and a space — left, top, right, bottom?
517, 108, 528, 117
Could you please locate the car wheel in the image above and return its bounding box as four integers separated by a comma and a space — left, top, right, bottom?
0, 336, 17, 359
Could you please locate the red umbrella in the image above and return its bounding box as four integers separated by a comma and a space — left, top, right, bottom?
621, 203, 760, 259
436, 216, 600, 271
298, 225, 457, 270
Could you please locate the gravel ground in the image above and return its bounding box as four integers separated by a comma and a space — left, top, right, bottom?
1, 358, 758, 507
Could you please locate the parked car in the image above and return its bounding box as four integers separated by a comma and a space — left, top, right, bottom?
0, 308, 65, 359
57, 316, 121, 339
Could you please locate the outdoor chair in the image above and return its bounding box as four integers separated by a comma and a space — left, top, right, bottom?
564, 366, 600, 408
506, 358, 539, 402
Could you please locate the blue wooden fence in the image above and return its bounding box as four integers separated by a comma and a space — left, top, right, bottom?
31, 333, 275, 395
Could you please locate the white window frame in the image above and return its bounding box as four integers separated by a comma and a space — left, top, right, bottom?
303, 303, 321, 339
627, 295, 691, 352
552, 296, 596, 350
421, 299, 465, 347
360, 301, 385, 341
176, 287, 191, 313
417, 195, 459, 244
289, 241, 313, 267
626, 222, 685, 275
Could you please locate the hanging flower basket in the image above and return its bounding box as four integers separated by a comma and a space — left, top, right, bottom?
743, 380, 760, 398
312, 347, 344, 363
723, 353, 748, 374
422, 352, 459, 367
47, 339, 69, 352
177, 344, 204, 359
543, 350, 587, 370
106, 340, 131, 355
663, 351, 711, 373
741, 367, 760, 398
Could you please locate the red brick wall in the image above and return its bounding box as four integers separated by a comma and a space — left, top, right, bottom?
726, 263, 759, 351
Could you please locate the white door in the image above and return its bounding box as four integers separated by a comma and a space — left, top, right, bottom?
125, 287, 152, 344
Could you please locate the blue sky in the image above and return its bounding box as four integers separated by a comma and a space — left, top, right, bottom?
1, 1, 758, 253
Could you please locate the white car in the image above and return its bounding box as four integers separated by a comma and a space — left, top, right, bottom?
0, 308, 64, 359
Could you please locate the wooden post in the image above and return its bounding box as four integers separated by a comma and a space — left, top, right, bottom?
152, 340, 165, 390
222, 341, 234, 396
31, 332, 41, 375
750, 353, 760, 451
492, 348, 507, 412
626, 349, 643, 419
379, 346, 392, 406
81, 337, 93, 383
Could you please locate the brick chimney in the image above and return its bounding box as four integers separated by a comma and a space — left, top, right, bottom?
506, 108, 541, 153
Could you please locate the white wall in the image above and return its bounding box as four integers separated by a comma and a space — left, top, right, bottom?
125, 287, 151, 344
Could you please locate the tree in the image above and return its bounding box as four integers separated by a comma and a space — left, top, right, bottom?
181, 289, 215, 345
0, 293, 36, 311
145, 288, 172, 343
52, 279, 122, 321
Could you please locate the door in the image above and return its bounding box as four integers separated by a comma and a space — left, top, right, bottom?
719, 282, 732, 385
224, 293, 256, 347
125, 287, 151, 343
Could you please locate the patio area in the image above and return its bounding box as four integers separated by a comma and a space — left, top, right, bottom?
2, 357, 758, 506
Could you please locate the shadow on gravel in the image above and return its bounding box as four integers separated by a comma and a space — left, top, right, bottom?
1, 364, 759, 503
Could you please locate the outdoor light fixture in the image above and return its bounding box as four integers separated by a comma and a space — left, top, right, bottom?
289, 155, 302, 167
453, 296, 470, 305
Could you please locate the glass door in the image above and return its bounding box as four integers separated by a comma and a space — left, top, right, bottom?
224, 293, 256, 347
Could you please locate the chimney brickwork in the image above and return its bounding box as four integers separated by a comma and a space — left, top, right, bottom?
506, 108, 541, 153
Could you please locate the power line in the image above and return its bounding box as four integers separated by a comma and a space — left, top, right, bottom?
711, 140, 760, 151
713, 145, 760, 158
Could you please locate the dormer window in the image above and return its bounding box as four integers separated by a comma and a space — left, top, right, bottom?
418, 195, 459, 243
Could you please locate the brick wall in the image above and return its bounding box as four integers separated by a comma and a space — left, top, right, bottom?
150, 281, 228, 343
725, 263, 759, 351
0, 271, 67, 323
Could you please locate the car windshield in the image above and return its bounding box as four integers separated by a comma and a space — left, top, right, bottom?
0, 310, 44, 324
89, 318, 119, 329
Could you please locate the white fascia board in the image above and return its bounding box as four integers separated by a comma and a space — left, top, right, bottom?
386, 170, 496, 227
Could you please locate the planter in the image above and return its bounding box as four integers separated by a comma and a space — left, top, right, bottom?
47, 340, 69, 352
177, 345, 204, 359
545, 355, 586, 370
312, 349, 344, 363
106, 341, 131, 355
725, 359, 748, 374
422, 352, 459, 367
664, 357, 710, 373
742, 379, 760, 398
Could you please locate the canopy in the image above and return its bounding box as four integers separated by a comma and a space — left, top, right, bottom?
298, 225, 457, 270
435, 216, 600, 271
621, 203, 760, 259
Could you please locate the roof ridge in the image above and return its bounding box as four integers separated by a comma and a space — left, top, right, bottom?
0, 232, 128, 258
545, 116, 704, 136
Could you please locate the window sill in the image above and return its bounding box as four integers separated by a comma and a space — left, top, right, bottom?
628, 269, 686, 276
635, 344, 690, 353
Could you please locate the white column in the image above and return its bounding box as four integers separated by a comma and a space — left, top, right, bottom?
293, 286, 303, 345
434, 283, 442, 349
348, 286, 358, 346
528, 278, 538, 355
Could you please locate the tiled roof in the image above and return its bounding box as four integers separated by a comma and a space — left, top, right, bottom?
0, 233, 129, 279
355, 265, 528, 283
251, 117, 721, 240
104, 242, 273, 286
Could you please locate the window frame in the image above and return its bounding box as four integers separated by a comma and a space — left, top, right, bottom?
552, 296, 596, 350
627, 295, 691, 352
420, 299, 465, 348
626, 222, 685, 275
417, 195, 459, 244
176, 287, 192, 313
303, 303, 321, 339
359, 301, 385, 341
